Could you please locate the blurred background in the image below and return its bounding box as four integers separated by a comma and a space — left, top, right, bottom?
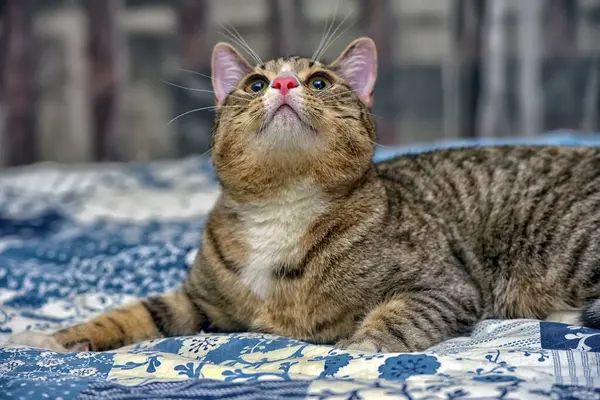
0, 0, 599, 167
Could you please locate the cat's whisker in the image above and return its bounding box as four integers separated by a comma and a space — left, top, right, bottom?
239, 112, 261, 132
311, 19, 329, 61
160, 80, 248, 102
178, 68, 213, 81
177, 68, 250, 100
308, 112, 358, 157
315, 10, 342, 61
316, 10, 355, 61
316, 104, 383, 120
218, 31, 261, 66
196, 145, 217, 159
315, 90, 384, 120
217, 142, 250, 171
217, 26, 252, 56
317, 90, 356, 101
217, 30, 258, 64
316, 85, 363, 99
317, 86, 366, 100
318, 80, 374, 101
167, 108, 212, 125
320, 19, 359, 62
229, 25, 264, 65
258, 114, 267, 135
311, 110, 360, 156
312, 0, 339, 60
218, 24, 263, 66
323, 114, 386, 150
167, 105, 243, 125
307, 104, 388, 147
218, 114, 259, 129
204, 114, 260, 161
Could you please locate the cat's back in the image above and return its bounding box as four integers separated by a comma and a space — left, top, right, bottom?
375, 145, 600, 218
375, 145, 600, 318
376, 145, 600, 182
375, 145, 600, 236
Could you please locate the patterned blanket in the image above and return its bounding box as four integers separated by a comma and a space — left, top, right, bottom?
2, 132, 600, 399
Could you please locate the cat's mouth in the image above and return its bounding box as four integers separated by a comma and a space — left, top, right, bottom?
275, 104, 300, 119
262, 103, 315, 132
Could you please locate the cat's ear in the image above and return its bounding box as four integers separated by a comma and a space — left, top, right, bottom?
211, 43, 253, 107
330, 37, 377, 107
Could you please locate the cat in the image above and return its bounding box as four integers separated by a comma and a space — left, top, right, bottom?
8, 36, 600, 354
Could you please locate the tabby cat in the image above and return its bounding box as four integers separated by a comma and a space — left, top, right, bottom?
9, 37, 600, 354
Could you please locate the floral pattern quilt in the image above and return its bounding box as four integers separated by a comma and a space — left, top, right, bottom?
2, 132, 600, 399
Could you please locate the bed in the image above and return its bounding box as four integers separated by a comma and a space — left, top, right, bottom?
2, 132, 600, 399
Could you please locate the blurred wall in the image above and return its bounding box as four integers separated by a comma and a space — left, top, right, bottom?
0, 0, 599, 166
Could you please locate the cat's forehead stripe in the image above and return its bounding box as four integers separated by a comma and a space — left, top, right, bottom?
260, 57, 319, 75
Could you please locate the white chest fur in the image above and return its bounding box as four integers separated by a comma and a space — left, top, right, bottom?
237, 186, 327, 298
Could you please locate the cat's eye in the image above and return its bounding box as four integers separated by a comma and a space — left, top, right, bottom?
247, 77, 269, 93
308, 75, 331, 91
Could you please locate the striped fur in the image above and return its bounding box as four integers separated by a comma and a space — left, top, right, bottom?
10, 38, 600, 354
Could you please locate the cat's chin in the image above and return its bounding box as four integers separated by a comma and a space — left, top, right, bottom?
257, 116, 318, 152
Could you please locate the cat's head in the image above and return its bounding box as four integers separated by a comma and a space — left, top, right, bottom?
210, 37, 377, 199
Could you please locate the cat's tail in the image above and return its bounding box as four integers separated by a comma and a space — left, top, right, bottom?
581, 299, 600, 329
8, 287, 208, 352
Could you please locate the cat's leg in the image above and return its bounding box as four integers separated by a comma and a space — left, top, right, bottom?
336, 287, 482, 353
8, 287, 208, 352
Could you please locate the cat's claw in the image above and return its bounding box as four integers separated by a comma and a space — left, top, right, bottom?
335, 329, 414, 353
7, 332, 70, 353
335, 336, 393, 353
337, 338, 381, 352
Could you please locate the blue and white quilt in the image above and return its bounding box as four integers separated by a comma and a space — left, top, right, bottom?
2, 132, 600, 399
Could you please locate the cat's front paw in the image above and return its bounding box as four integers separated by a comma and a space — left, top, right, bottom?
335, 332, 408, 353
7, 332, 89, 353
7, 331, 69, 352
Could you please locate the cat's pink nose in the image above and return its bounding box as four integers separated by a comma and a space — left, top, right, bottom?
271, 76, 299, 95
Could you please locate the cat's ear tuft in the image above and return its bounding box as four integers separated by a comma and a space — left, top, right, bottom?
211, 43, 253, 107
330, 37, 377, 107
